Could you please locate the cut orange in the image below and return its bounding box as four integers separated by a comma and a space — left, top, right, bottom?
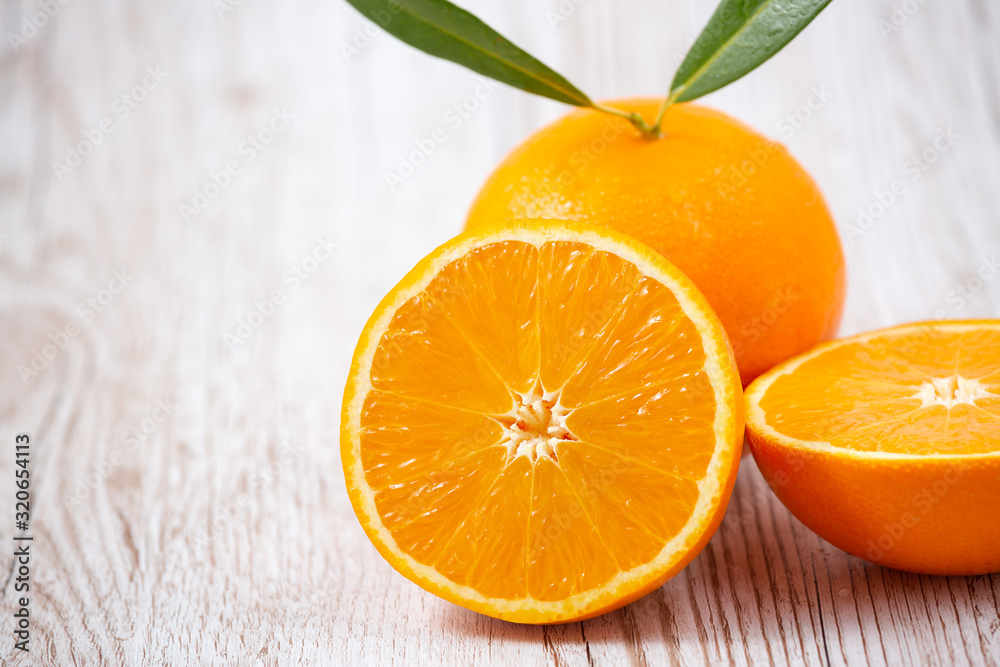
746, 320, 1000, 575
341, 220, 743, 623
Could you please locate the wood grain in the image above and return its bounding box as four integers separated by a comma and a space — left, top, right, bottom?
1, 0, 999, 664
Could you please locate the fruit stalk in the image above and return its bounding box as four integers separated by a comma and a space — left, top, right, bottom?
591, 103, 661, 140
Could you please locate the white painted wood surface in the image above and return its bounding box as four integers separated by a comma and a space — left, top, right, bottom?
1, 0, 999, 664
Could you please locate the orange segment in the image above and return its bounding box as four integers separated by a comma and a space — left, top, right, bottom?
746, 320, 1000, 576
360, 391, 504, 486
566, 376, 719, 479
536, 241, 640, 391
559, 275, 706, 408
342, 220, 743, 623
424, 241, 540, 394
557, 444, 700, 571
526, 459, 620, 601
436, 457, 532, 597
370, 293, 513, 414
375, 446, 506, 564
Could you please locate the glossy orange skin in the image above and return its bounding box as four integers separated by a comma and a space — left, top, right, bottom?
466, 99, 846, 385
748, 430, 1000, 575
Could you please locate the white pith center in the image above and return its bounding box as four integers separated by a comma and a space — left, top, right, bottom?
497, 385, 577, 465
912, 375, 994, 408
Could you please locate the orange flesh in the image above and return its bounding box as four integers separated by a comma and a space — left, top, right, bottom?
759, 326, 1000, 455
359, 240, 719, 601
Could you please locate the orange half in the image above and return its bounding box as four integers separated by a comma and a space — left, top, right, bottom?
746, 320, 1000, 575
341, 220, 743, 623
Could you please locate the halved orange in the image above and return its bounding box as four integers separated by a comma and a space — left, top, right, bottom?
746, 320, 1000, 575
341, 220, 743, 623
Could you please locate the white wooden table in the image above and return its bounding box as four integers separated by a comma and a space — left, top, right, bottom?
1, 0, 999, 664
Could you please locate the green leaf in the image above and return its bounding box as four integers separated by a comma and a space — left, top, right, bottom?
343, 0, 593, 107
670, 0, 834, 103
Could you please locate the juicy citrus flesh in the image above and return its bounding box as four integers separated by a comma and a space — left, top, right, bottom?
342, 221, 743, 623
746, 321, 1000, 575
466, 99, 846, 385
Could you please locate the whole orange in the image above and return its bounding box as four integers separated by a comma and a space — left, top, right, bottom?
466, 99, 846, 385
